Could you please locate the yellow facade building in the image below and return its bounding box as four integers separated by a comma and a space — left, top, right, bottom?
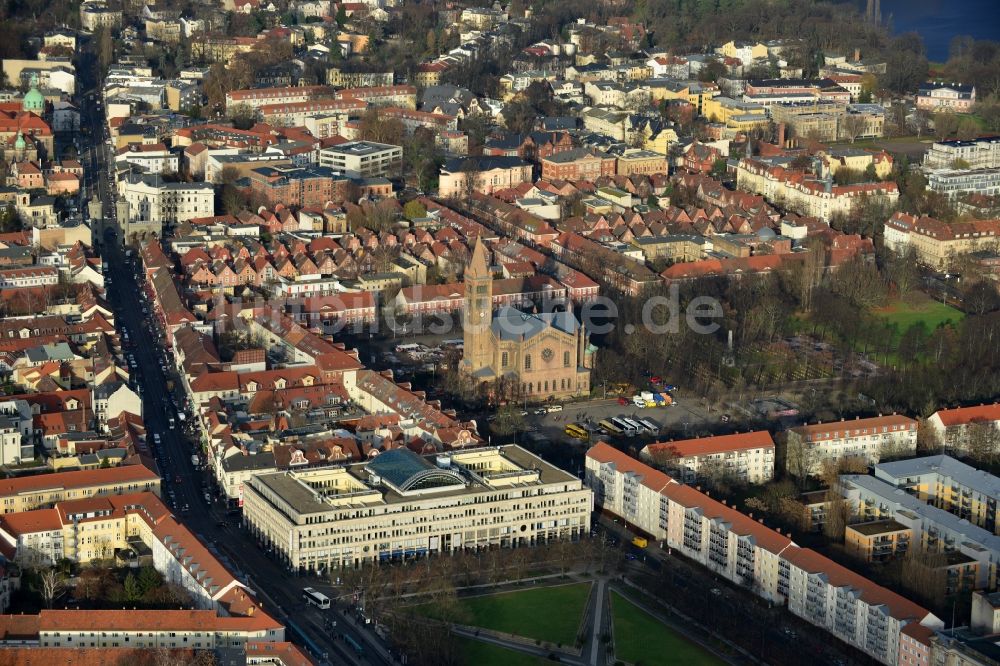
845, 519, 912, 562
0, 464, 160, 515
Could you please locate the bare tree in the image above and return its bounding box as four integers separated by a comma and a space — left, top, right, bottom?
39, 567, 65, 609
916, 418, 943, 454
783, 431, 817, 484
840, 114, 867, 143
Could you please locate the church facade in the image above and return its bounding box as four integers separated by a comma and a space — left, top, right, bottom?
462, 238, 593, 400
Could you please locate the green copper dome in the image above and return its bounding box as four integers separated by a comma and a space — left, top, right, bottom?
22, 77, 44, 112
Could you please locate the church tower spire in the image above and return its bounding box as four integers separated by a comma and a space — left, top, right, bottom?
463, 236, 493, 374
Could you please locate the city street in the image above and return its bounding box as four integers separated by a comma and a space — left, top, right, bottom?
81, 86, 394, 666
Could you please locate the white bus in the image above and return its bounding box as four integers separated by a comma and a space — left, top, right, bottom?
611, 417, 638, 436
639, 419, 659, 434
621, 417, 646, 434
302, 587, 330, 609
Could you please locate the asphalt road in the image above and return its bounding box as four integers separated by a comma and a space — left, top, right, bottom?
80, 81, 395, 666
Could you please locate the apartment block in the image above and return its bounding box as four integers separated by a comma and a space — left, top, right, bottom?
735, 157, 899, 221
118, 173, 215, 230
114, 142, 179, 174
841, 474, 1000, 590
585, 443, 943, 666
259, 98, 367, 130
225, 84, 336, 113
785, 415, 918, 476
336, 85, 417, 109
874, 455, 1000, 535
846, 519, 912, 562
927, 167, 1000, 200
883, 213, 1000, 269
928, 404, 1000, 453
0, 464, 160, 514
924, 136, 1000, 170
640, 430, 775, 484
242, 445, 592, 572
317, 140, 402, 178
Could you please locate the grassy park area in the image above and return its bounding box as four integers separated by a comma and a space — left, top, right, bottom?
456, 637, 549, 666
456, 582, 591, 645
610, 591, 725, 666
874, 297, 964, 342
417, 582, 592, 645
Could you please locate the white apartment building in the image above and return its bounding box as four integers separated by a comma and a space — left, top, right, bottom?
118, 173, 215, 228
927, 167, 1000, 200
923, 136, 1000, 170
640, 430, 775, 484
259, 98, 367, 129
224, 84, 335, 113
114, 143, 179, 174
736, 157, 899, 221
243, 445, 592, 572
0, 399, 33, 466
927, 403, 1000, 454
79, 0, 122, 31
0, 267, 59, 289
585, 443, 944, 666
0, 509, 64, 567
785, 415, 918, 476
317, 140, 403, 179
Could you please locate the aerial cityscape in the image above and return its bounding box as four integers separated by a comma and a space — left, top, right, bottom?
0, 0, 998, 664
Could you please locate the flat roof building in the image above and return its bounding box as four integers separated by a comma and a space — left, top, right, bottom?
874, 455, 1000, 534
242, 445, 592, 572
841, 473, 1000, 590
317, 140, 402, 179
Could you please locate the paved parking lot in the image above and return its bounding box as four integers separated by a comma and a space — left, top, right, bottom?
519, 394, 716, 444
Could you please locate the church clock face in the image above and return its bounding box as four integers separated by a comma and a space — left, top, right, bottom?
541, 347, 554, 362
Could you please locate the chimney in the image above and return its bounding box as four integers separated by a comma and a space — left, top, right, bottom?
777, 122, 786, 148
854, 48, 861, 62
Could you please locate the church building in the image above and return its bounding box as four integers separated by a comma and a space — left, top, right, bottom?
462, 237, 593, 400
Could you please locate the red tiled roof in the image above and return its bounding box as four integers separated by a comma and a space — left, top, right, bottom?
0, 464, 158, 498
0, 508, 63, 535
933, 403, 1000, 427
643, 430, 775, 458
789, 414, 916, 441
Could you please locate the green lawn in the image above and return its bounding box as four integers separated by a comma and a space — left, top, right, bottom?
611, 591, 725, 666
874, 298, 964, 340
456, 637, 549, 666
426, 583, 592, 645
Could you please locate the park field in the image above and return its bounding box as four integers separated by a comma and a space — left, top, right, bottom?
611, 591, 725, 666
874, 298, 964, 341
417, 582, 591, 645
456, 637, 549, 666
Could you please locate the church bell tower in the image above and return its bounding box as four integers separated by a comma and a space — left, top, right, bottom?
463, 236, 493, 373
